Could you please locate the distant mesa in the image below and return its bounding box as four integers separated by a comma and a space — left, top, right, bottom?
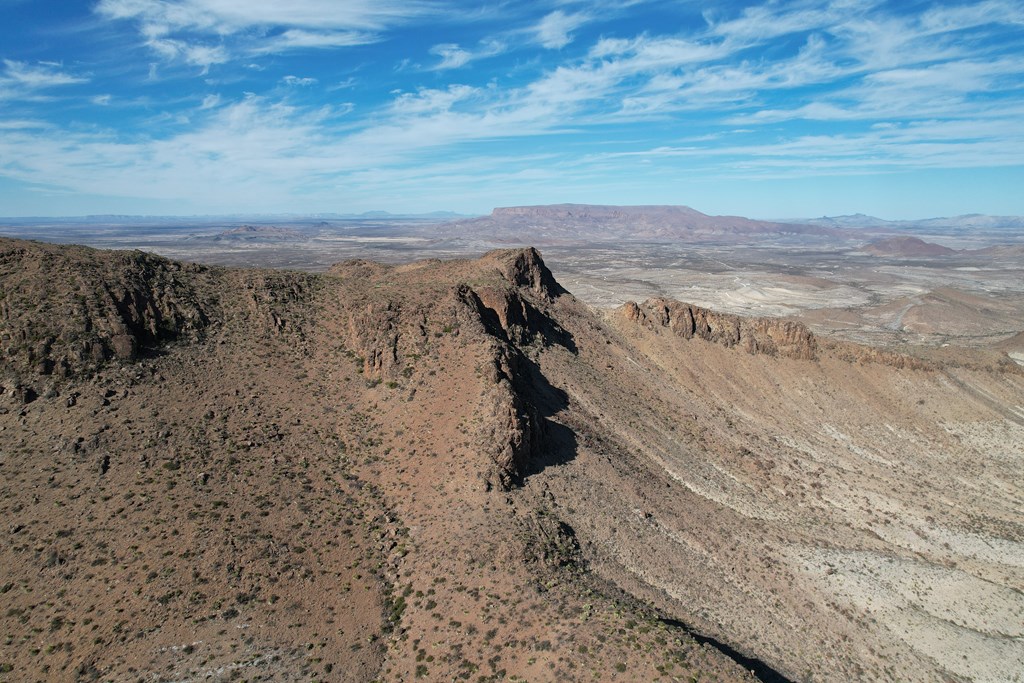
442, 203, 841, 243
863, 236, 956, 257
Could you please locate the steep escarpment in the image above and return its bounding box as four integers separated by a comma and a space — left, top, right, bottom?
616, 296, 1018, 373
621, 298, 818, 360
323, 248, 571, 488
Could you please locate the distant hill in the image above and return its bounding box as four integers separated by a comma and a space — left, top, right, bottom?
440, 204, 841, 243
863, 236, 956, 257
206, 224, 307, 241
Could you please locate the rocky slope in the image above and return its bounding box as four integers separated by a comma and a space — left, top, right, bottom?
2, 238, 1022, 683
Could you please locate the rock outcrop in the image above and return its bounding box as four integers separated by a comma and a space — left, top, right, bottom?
0, 240, 211, 384
478, 246, 565, 300
621, 298, 818, 360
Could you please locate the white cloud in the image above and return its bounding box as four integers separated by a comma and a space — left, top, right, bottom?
251, 29, 379, 54
428, 39, 505, 70
430, 43, 472, 70
95, 0, 431, 65
5, 0, 1024, 211
0, 119, 51, 130
143, 37, 229, 72
328, 77, 357, 91
282, 75, 318, 86
705, 0, 877, 46
95, 0, 431, 32
534, 10, 590, 49
2, 60, 88, 88
0, 60, 89, 103
919, 0, 1024, 34
92, 94, 113, 105
390, 84, 478, 114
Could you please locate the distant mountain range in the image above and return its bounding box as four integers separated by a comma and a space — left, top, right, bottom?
801, 213, 1024, 231
438, 204, 843, 243
0, 210, 472, 224
3, 207, 1022, 233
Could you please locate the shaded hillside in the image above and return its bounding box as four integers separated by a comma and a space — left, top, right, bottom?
2, 238, 1022, 682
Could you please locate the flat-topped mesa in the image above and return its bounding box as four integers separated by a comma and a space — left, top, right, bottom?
622, 298, 818, 360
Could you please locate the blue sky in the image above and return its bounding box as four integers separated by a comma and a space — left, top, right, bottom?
1, 0, 1023, 218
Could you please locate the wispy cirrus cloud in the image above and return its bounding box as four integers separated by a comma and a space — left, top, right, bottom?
534, 10, 591, 49
2, 0, 1022, 215
0, 60, 88, 102
251, 29, 379, 54
95, 0, 435, 67
518, 0, 1024, 128
145, 38, 229, 73
95, 0, 433, 33
281, 75, 318, 87
428, 39, 505, 70
2, 59, 88, 87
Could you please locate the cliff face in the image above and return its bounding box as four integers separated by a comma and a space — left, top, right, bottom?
324, 248, 570, 489
621, 298, 818, 360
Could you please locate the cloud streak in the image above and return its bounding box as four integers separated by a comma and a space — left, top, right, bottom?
0, 60, 89, 104
95, 0, 434, 66
534, 10, 590, 49
428, 40, 506, 70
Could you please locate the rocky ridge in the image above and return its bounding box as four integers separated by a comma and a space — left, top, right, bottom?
621, 298, 818, 360
2, 238, 1022, 683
